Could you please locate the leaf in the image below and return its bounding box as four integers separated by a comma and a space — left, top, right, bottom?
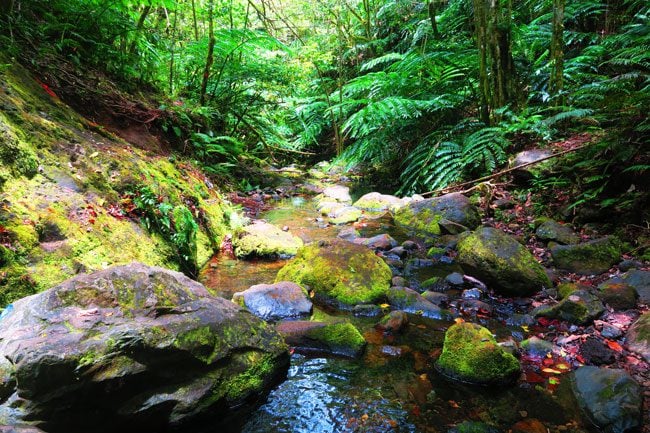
606, 340, 623, 352
542, 368, 562, 374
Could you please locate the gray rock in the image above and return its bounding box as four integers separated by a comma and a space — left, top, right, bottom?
327, 205, 362, 225
535, 220, 579, 245
394, 193, 480, 237
456, 227, 551, 296
355, 233, 398, 250
571, 366, 642, 433
0, 263, 288, 432
337, 226, 360, 241
621, 269, 650, 303
377, 310, 409, 333
0, 427, 46, 433
422, 291, 449, 306
233, 220, 303, 258
550, 236, 621, 275
353, 192, 404, 212
521, 336, 554, 358
387, 287, 450, 320
402, 240, 418, 251
626, 312, 650, 362
275, 321, 366, 358
597, 278, 637, 310
534, 289, 605, 325
445, 272, 465, 287
618, 259, 643, 272
511, 149, 554, 180
321, 185, 352, 203
232, 282, 312, 321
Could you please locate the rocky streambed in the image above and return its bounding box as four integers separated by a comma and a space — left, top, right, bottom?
0, 162, 648, 433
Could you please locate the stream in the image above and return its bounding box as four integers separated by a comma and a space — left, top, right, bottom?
199, 192, 585, 433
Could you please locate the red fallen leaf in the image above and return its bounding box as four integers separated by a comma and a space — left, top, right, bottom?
88, 218, 95, 225
448, 400, 460, 409
605, 340, 623, 352
542, 358, 554, 366
411, 405, 421, 417
523, 372, 546, 383
575, 354, 586, 364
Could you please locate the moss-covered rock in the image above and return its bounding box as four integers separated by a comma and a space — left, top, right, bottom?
456, 227, 551, 296
353, 192, 404, 212
327, 206, 362, 225
436, 322, 520, 385
276, 320, 366, 358
621, 270, 650, 304
233, 221, 303, 258
275, 239, 392, 309
550, 236, 621, 275
597, 279, 637, 310
534, 289, 604, 325
394, 193, 480, 237
0, 263, 289, 431
626, 313, 650, 363
557, 282, 581, 299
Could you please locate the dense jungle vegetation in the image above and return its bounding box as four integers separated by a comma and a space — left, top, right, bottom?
0, 0, 648, 227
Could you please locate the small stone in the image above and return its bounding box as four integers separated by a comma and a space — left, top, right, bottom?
402, 240, 418, 251
392, 276, 408, 287
377, 311, 409, 334
445, 272, 465, 287
579, 337, 616, 365
462, 288, 482, 299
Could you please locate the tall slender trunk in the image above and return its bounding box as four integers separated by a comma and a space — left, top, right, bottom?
428, 0, 439, 40
168, 8, 178, 94
129, 3, 152, 55
200, 0, 216, 106
550, 0, 565, 106
191, 0, 199, 40
474, 0, 490, 124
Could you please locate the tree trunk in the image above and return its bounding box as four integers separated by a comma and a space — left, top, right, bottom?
200, 0, 216, 105
129, 3, 152, 55
550, 0, 565, 105
473, 0, 490, 124
168, 8, 178, 94
190, 0, 199, 40
428, 0, 439, 40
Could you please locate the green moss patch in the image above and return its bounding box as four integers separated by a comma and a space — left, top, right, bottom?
305, 322, 366, 358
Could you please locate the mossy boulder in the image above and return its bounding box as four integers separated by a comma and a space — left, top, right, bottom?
276, 321, 366, 358
570, 366, 642, 433
436, 322, 521, 385
327, 205, 362, 225
626, 313, 650, 363
597, 279, 637, 310
394, 193, 480, 237
534, 289, 604, 325
0, 263, 289, 432
550, 236, 621, 275
456, 227, 551, 296
535, 220, 579, 245
621, 270, 650, 303
353, 192, 404, 212
275, 239, 392, 309
233, 221, 303, 258
387, 287, 450, 320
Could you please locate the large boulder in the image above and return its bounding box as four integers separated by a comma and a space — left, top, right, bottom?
353, 192, 404, 212
233, 220, 303, 258
275, 321, 366, 358
275, 239, 392, 309
456, 227, 551, 296
570, 366, 642, 433
232, 282, 312, 321
626, 312, 650, 362
621, 269, 650, 303
435, 322, 520, 385
550, 236, 621, 275
394, 193, 480, 237
535, 220, 579, 245
597, 279, 637, 310
0, 263, 289, 433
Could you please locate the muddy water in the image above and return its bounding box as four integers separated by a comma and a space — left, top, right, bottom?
200, 197, 584, 433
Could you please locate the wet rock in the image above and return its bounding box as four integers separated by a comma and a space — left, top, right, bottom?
233, 220, 303, 258
353, 192, 404, 212
355, 233, 398, 250
392, 276, 408, 287
394, 193, 480, 237
0, 263, 289, 432
327, 205, 362, 225
380, 345, 404, 357
352, 304, 383, 318
618, 259, 643, 272
377, 310, 409, 333
388, 246, 407, 258
579, 337, 616, 365
402, 240, 418, 251
597, 279, 637, 310
232, 282, 312, 321
456, 227, 551, 296
621, 269, 650, 303
521, 336, 554, 358
534, 289, 604, 325
506, 314, 536, 327
422, 290, 449, 306
276, 321, 366, 358
459, 299, 493, 316
626, 312, 650, 362
276, 239, 392, 310
436, 322, 520, 385
387, 287, 449, 320
337, 226, 359, 241
321, 185, 352, 203
535, 220, 579, 245
445, 272, 465, 287
571, 366, 642, 433
0, 427, 46, 433
550, 236, 621, 275
596, 321, 623, 339
462, 288, 482, 299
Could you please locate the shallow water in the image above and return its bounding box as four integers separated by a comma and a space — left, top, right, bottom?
200, 195, 586, 433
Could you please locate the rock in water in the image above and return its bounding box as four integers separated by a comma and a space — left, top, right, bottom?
394, 193, 480, 237
456, 227, 551, 296
550, 236, 621, 275
0, 263, 289, 433
353, 192, 404, 212
533, 289, 605, 325
275, 239, 392, 309
233, 220, 304, 258
570, 366, 642, 433
435, 322, 520, 385
626, 312, 650, 362
276, 321, 366, 358
232, 282, 312, 321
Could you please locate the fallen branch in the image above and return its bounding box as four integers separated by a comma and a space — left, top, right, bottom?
420, 142, 593, 197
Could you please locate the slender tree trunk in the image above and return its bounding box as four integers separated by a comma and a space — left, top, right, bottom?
550, 0, 565, 106
168, 8, 178, 94
473, 0, 490, 124
428, 0, 439, 39
129, 3, 152, 55
200, 0, 216, 105
191, 0, 199, 40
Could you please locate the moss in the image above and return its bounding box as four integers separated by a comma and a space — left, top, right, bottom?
456, 227, 551, 296
551, 236, 621, 275
0, 265, 38, 307
557, 282, 580, 299
305, 322, 366, 357
223, 352, 279, 401
276, 239, 392, 308
535, 290, 604, 325
436, 322, 520, 385
234, 222, 303, 258
394, 206, 442, 236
